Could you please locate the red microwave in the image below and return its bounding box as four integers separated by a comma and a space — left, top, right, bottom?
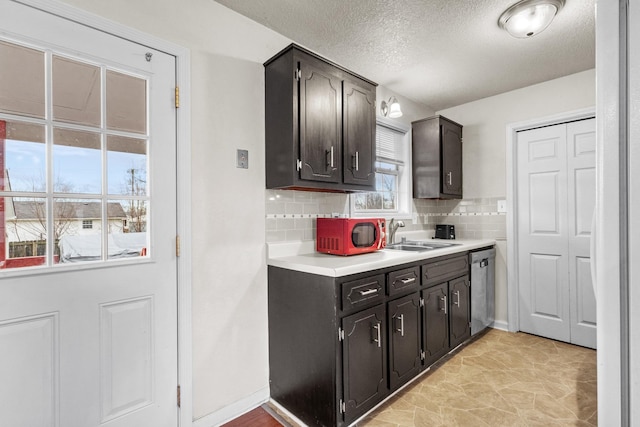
316, 218, 386, 256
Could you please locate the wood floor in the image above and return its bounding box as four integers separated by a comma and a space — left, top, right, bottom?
223, 329, 597, 426
222, 405, 283, 427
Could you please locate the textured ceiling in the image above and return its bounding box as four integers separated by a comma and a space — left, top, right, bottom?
214, 0, 595, 111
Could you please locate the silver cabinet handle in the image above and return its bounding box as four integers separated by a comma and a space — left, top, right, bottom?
440, 295, 447, 314
355, 151, 359, 171
373, 322, 381, 347
400, 277, 416, 285
326, 146, 335, 169
454, 290, 460, 307
396, 314, 405, 337
447, 171, 453, 186
359, 288, 378, 296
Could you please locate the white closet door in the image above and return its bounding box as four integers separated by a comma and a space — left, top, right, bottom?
517, 118, 596, 348
517, 124, 571, 342
567, 119, 597, 348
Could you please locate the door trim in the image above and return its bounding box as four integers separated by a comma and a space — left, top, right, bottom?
12, 1, 193, 425
505, 107, 594, 333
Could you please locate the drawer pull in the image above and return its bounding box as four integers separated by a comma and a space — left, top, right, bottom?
396, 314, 405, 337
400, 277, 416, 285
359, 288, 378, 296
440, 295, 447, 314
373, 322, 381, 347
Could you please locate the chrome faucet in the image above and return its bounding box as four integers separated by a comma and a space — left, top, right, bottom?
388, 218, 405, 244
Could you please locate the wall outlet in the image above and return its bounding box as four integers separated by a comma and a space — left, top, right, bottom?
237, 149, 248, 169
497, 200, 507, 213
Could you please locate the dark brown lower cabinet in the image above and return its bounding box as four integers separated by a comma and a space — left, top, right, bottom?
268, 250, 481, 427
387, 293, 422, 390
342, 304, 387, 424
422, 283, 450, 367
422, 275, 471, 368
448, 275, 471, 349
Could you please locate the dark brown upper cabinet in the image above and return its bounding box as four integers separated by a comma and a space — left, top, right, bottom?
264, 44, 377, 192
412, 115, 463, 199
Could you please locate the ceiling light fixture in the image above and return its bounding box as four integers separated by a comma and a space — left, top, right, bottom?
498, 0, 565, 38
380, 97, 403, 118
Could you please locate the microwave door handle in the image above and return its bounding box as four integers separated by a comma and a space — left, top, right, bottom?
377, 220, 384, 249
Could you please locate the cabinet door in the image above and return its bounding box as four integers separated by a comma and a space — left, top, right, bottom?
449, 275, 471, 349
441, 119, 462, 196
422, 283, 449, 367
388, 293, 421, 391
298, 58, 342, 183
343, 79, 375, 187
342, 304, 387, 424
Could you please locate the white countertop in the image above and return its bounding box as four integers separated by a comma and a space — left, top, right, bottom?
267, 238, 495, 277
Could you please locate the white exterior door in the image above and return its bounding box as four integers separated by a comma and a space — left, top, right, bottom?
517, 118, 596, 348
0, 2, 178, 427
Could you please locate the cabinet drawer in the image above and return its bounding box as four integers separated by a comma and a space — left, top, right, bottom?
422, 254, 469, 288
387, 266, 420, 296
341, 274, 385, 312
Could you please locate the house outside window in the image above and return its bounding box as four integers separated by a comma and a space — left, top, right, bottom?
82, 220, 93, 229
351, 117, 412, 218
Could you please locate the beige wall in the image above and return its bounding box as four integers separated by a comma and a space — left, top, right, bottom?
437, 69, 596, 326
438, 69, 596, 199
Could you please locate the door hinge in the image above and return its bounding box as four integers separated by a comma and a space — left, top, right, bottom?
296, 159, 303, 171
177, 385, 181, 407
421, 351, 426, 361
176, 235, 181, 257
338, 327, 345, 341
175, 86, 180, 108
339, 399, 346, 414
295, 68, 301, 81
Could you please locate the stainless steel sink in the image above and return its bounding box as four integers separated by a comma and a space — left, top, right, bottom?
385, 240, 460, 252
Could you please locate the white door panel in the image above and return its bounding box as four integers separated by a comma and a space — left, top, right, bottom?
0, 2, 178, 426
518, 125, 570, 342
517, 118, 596, 348
567, 119, 597, 348
0, 313, 57, 427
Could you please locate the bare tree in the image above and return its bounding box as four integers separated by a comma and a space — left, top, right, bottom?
124, 167, 146, 232
7, 177, 77, 244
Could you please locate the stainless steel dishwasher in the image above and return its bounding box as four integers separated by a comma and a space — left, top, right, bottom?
469, 247, 496, 335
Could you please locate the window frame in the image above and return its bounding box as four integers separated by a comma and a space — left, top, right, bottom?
350, 117, 413, 219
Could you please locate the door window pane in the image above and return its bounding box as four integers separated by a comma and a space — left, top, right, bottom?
3, 197, 48, 269
52, 55, 101, 126
1, 120, 46, 192
106, 70, 146, 134
0, 43, 152, 271
108, 199, 147, 260
55, 198, 102, 263
107, 135, 147, 195
53, 128, 101, 194
0, 40, 45, 119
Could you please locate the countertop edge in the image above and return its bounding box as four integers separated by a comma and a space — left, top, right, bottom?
267, 239, 496, 277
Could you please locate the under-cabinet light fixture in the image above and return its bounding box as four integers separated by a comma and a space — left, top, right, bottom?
498, 0, 565, 38
380, 97, 403, 118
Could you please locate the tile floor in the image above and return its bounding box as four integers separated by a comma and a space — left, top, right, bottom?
358, 329, 597, 426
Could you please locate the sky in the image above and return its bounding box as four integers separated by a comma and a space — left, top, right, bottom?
4, 138, 146, 196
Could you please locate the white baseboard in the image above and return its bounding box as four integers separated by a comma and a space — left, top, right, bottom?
192, 387, 270, 427
491, 320, 509, 331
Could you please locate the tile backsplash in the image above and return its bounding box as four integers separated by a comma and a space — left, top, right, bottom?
265, 190, 506, 243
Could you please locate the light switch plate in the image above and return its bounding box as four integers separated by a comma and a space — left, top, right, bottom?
497, 200, 507, 213
237, 149, 248, 169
